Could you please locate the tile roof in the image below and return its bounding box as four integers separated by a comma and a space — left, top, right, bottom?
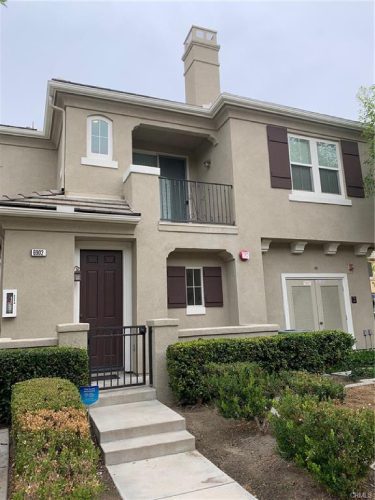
51, 78, 189, 106
0, 189, 140, 217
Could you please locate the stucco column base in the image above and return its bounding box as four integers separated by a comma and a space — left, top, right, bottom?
147, 318, 179, 404
56, 323, 89, 349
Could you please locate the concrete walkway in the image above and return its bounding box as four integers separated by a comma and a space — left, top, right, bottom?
0, 429, 9, 500
90, 387, 255, 500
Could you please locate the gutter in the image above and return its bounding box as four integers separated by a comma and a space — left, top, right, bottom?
49, 97, 66, 190
212, 93, 362, 131
0, 80, 363, 140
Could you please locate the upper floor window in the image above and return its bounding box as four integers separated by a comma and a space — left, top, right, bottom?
288, 135, 347, 203
90, 118, 109, 156
81, 115, 118, 169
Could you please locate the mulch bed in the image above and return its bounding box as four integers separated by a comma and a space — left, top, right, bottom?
98, 458, 121, 500
172, 383, 375, 500
341, 384, 375, 411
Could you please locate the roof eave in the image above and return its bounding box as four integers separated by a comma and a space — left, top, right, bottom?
0, 206, 141, 224
212, 93, 362, 132
0, 80, 363, 139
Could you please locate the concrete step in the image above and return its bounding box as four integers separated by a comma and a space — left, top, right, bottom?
90, 400, 186, 443
92, 386, 156, 408
102, 430, 195, 465
108, 451, 255, 500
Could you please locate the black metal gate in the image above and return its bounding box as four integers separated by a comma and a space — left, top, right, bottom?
88, 325, 152, 389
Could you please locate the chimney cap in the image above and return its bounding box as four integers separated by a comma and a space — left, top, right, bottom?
184, 26, 218, 50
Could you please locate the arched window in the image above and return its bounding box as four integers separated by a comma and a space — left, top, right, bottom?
81, 115, 117, 168
90, 117, 109, 155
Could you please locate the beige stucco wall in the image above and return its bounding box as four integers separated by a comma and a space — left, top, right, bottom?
0, 92, 373, 346
123, 171, 245, 328
1, 229, 74, 338
228, 116, 374, 244
167, 251, 235, 329
122, 102, 374, 337
262, 243, 374, 348
183, 32, 221, 106
0, 215, 137, 339
61, 93, 217, 198
0, 136, 57, 195
64, 106, 135, 197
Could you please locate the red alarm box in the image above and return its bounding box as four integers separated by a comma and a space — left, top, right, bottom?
239, 250, 250, 261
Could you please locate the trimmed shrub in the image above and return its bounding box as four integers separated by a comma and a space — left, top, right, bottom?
279, 370, 345, 401
329, 348, 375, 380
206, 363, 344, 431
207, 362, 282, 431
351, 365, 375, 380
0, 346, 89, 424
270, 392, 375, 498
167, 330, 353, 404
11, 378, 102, 499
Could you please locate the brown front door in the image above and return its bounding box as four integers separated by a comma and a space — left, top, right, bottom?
80, 250, 123, 369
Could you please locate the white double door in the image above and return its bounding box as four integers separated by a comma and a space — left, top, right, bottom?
285, 277, 348, 332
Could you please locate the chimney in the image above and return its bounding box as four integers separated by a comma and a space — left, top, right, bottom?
182, 26, 221, 107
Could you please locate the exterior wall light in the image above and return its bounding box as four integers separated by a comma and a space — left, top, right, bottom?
74, 266, 81, 282
203, 160, 211, 169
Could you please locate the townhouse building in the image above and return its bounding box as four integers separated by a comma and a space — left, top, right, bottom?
0, 27, 373, 375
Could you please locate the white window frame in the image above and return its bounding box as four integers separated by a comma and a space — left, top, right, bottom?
281, 273, 354, 338
186, 267, 206, 315
288, 134, 351, 206
81, 115, 118, 169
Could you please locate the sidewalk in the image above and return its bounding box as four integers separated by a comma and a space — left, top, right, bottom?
0, 429, 9, 500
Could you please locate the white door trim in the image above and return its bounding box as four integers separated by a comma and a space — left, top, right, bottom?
281, 273, 354, 337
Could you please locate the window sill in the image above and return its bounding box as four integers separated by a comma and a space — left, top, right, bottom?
289, 192, 352, 206
186, 305, 206, 315
159, 222, 238, 234
81, 157, 118, 169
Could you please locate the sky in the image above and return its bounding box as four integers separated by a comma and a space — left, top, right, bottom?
0, 0, 374, 129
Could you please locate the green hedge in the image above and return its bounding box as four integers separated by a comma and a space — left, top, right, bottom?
271, 392, 375, 497
206, 363, 345, 431
166, 330, 353, 404
0, 347, 89, 424
207, 362, 345, 403
11, 378, 102, 500
329, 348, 375, 378
279, 370, 345, 402
351, 365, 375, 380
207, 362, 282, 431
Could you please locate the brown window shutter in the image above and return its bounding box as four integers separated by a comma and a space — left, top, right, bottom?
341, 141, 364, 198
203, 267, 223, 307
267, 125, 292, 189
167, 267, 186, 308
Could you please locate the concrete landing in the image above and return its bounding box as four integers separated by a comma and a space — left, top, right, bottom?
108, 450, 255, 500
93, 386, 156, 408
90, 399, 186, 443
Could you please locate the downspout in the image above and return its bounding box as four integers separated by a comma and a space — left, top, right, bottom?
49, 96, 66, 191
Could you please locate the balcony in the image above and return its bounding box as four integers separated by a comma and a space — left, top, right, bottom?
160, 177, 234, 225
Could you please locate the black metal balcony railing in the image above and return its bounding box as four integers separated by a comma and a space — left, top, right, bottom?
159, 177, 234, 225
